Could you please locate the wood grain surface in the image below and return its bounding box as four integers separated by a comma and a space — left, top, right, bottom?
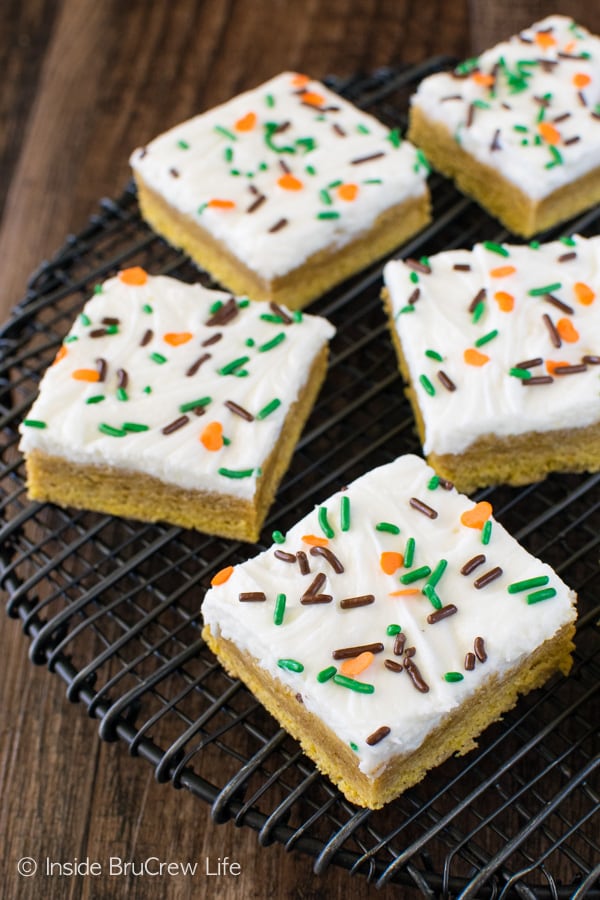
1, 2, 598, 899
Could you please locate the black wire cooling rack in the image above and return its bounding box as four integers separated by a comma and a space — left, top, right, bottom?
1, 61, 599, 899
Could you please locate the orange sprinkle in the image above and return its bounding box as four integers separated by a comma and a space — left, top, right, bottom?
557, 318, 579, 343
380, 551, 404, 575
200, 421, 224, 451
119, 266, 148, 286
301, 534, 329, 547
337, 183, 359, 202
53, 345, 68, 365
563, 40, 577, 54
340, 651, 375, 677
546, 359, 570, 375
460, 500, 493, 530
291, 73, 310, 88
464, 348, 490, 367
471, 72, 495, 87
277, 172, 304, 191
574, 282, 595, 306
535, 32, 557, 50
490, 265, 516, 278
538, 122, 561, 145
389, 589, 420, 597
163, 331, 193, 346
71, 368, 100, 382
573, 72, 591, 88
234, 111, 256, 132
300, 90, 325, 108
208, 199, 236, 209
494, 290, 515, 312
211, 565, 234, 586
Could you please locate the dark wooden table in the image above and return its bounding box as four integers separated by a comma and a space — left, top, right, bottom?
2, 2, 598, 898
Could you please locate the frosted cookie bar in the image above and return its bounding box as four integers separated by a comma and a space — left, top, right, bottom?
202, 454, 577, 808
130, 72, 431, 309
408, 15, 600, 236
383, 235, 600, 493
20, 269, 335, 540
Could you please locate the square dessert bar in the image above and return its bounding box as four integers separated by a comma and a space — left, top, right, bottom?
383, 235, 600, 494
130, 71, 431, 309
408, 15, 600, 236
202, 454, 577, 809
20, 268, 334, 540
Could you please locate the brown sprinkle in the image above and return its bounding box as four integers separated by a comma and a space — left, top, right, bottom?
302, 572, 326, 598
269, 302, 293, 324
437, 370, 457, 392
542, 313, 561, 348
464, 652, 476, 671
332, 642, 384, 660
310, 545, 344, 573
404, 646, 416, 658
461, 554, 486, 576
553, 364, 587, 375
161, 415, 189, 435
300, 594, 333, 605
202, 332, 222, 347
427, 604, 458, 624
474, 636, 487, 662
409, 497, 438, 519
474, 566, 503, 589
117, 368, 128, 389
543, 293, 574, 315
296, 550, 310, 575
239, 591, 266, 602
563, 136, 580, 146
583, 355, 600, 365
366, 726, 391, 746
384, 659, 404, 673
557, 252, 577, 263
186, 353, 211, 376
393, 632, 406, 656
246, 193, 266, 214
515, 357, 543, 369
404, 658, 429, 693
522, 375, 554, 386
205, 297, 239, 327
408, 287, 421, 305
340, 594, 375, 609
96, 358, 107, 382
468, 288, 486, 313
224, 400, 254, 421
453, 263, 471, 271
274, 549, 296, 563
405, 258, 432, 275
140, 328, 153, 347
490, 128, 501, 151
350, 151, 386, 165
269, 217, 288, 233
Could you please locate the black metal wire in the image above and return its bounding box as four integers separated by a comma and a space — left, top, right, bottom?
1, 61, 599, 898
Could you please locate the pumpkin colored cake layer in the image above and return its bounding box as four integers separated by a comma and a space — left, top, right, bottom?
383, 235, 600, 493
408, 15, 600, 236
19, 269, 335, 540
130, 72, 431, 309
202, 454, 577, 808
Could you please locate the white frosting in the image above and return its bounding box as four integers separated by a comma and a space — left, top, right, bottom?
202, 454, 576, 780
384, 235, 600, 456
19, 272, 335, 501
411, 15, 600, 199
130, 72, 429, 280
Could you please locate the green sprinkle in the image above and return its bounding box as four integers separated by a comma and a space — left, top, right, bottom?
509, 367, 532, 380
376, 522, 400, 535
218, 467, 255, 479
222, 436, 231, 446
425, 349, 443, 362
332, 674, 375, 694
513, 124, 529, 133
475, 329, 499, 348
64, 335, 78, 343
214, 124, 236, 141
319, 188, 333, 206
472, 301, 486, 324
234, 370, 249, 378
529, 240, 540, 249
80, 313, 91, 326
229, 168, 241, 177
396, 305, 416, 316
387, 127, 402, 148
305, 164, 317, 176
177, 139, 190, 150
419, 374, 436, 396
560, 235, 576, 247
528, 283, 561, 296
316, 211, 340, 220
340, 495, 351, 532
425, 558, 448, 590
318, 506, 334, 539
473, 99, 491, 110
357, 123, 370, 135
481, 520, 492, 545
483, 241, 509, 257
404, 537, 415, 568
219, 356, 250, 375
317, 665, 337, 683
455, 56, 479, 75
386, 624, 402, 636
245, 338, 255, 347
150, 352, 167, 365
428, 475, 440, 490
545, 145, 563, 168
257, 398, 281, 420
409, 271, 419, 284
423, 583, 442, 610
143, 386, 152, 394
122, 422, 149, 432
98, 423, 127, 437
400, 565, 431, 585
272, 530, 285, 544
349, 741, 359, 752
116, 387, 128, 402
179, 396, 211, 413
93, 284, 104, 295
259, 332, 286, 352
237, 298, 250, 308
296, 137, 316, 153
508, 575, 550, 594
527, 588, 557, 605
197, 202, 208, 216
85, 395, 105, 405
444, 672, 464, 683
23, 418, 47, 429
142, 303, 153, 314
265, 93, 275, 108
278, 658, 304, 673
414, 149, 431, 173
209, 300, 223, 315
260, 313, 284, 323
274, 593, 287, 626
223, 147, 234, 163
363, 178, 382, 184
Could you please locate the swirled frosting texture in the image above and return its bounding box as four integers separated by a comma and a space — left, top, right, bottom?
130, 72, 429, 280
19, 271, 335, 500
384, 235, 600, 456
410, 15, 600, 199
202, 454, 576, 778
